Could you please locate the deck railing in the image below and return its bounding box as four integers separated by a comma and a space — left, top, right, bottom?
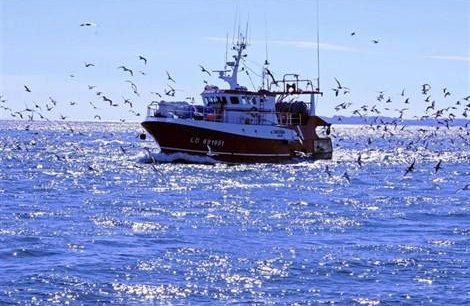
146, 104, 305, 126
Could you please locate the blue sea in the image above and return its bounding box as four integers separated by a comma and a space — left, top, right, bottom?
0, 120, 469, 305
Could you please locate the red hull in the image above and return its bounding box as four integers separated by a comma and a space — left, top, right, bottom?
141, 120, 332, 163
142, 121, 301, 163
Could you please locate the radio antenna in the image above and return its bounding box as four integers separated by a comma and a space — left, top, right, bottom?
264, 18, 269, 65
232, 8, 238, 44
225, 32, 229, 70
245, 14, 250, 44
316, 0, 321, 91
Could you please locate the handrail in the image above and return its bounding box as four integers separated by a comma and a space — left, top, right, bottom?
146, 104, 306, 126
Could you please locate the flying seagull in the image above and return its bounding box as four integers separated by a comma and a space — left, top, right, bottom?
434, 160, 442, 174
404, 159, 416, 176
138, 55, 147, 65
334, 77, 348, 90
118, 66, 133, 76
342, 171, 351, 184
265, 68, 278, 86
80, 22, 97, 27
199, 64, 211, 76
166, 71, 175, 83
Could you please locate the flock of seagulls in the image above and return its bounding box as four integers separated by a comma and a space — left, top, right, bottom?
0, 24, 214, 127
328, 72, 468, 186
0, 22, 468, 191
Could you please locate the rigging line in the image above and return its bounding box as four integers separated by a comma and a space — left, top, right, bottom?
240, 61, 257, 91
245, 70, 256, 91
241, 59, 262, 78
243, 57, 265, 69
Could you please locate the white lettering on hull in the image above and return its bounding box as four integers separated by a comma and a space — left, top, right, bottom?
190, 137, 224, 147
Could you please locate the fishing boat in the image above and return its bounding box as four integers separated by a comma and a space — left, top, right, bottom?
141, 33, 332, 163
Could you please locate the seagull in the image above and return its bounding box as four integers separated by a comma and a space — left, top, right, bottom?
129, 110, 141, 116
117, 66, 133, 76
404, 159, 416, 176
102, 96, 113, 105
80, 22, 97, 27
356, 153, 362, 168
89, 101, 98, 109
422, 83, 431, 95
371, 40, 379, 44
199, 64, 211, 76
265, 68, 278, 86
166, 71, 175, 83
24, 85, 31, 92
13, 111, 23, 119
434, 160, 442, 174
426, 101, 435, 112
342, 171, 351, 184
334, 77, 347, 90
164, 84, 177, 97
33, 101, 42, 111
125, 80, 138, 92
49, 96, 57, 105
94, 115, 102, 120
123, 97, 133, 108
350, 32, 356, 36
84, 62, 95, 67
206, 145, 216, 157
165, 88, 175, 96
443, 88, 451, 98
324, 165, 332, 178
138, 55, 148, 65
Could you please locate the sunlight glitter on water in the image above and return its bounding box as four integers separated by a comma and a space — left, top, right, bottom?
0, 120, 469, 304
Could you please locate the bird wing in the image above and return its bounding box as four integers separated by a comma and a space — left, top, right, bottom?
334, 77, 341, 88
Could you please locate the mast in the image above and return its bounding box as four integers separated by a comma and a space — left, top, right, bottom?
218, 32, 247, 89
316, 0, 321, 92
310, 0, 321, 116
262, 18, 270, 90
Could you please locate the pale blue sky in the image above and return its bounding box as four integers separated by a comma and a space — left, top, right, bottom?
1, 0, 469, 121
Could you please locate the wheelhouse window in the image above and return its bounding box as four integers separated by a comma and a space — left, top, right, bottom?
222, 97, 227, 104
230, 96, 239, 104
